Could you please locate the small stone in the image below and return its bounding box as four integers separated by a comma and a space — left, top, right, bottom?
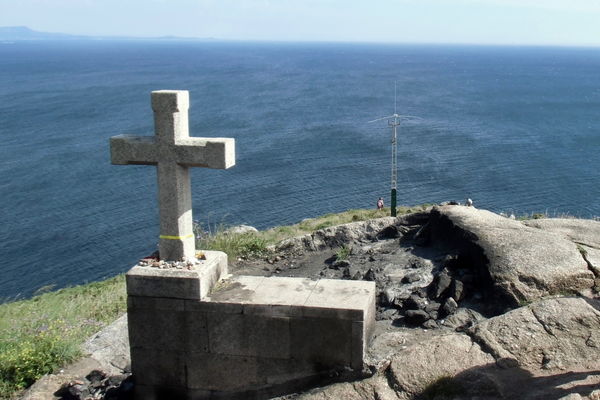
589, 389, 600, 400
424, 301, 441, 313
404, 309, 430, 324
86, 369, 107, 387
68, 383, 90, 399
422, 319, 438, 329
363, 268, 376, 281
383, 289, 396, 305
433, 270, 452, 298
401, 272, 421, 283
452, 279, 465, 301
558, 394, 583, 400
404, 294, 425, 310
442, 297, 458, 316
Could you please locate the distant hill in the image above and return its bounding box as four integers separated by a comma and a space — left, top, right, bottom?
0, 26, 215, 41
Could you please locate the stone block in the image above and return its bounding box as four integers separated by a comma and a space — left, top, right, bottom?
126, 251, 227, 300
351, 321, 365, 370
303, 279, 375, 320
128, 306, 187, 351
127, 296, 184, 311
290, 317, 353, 367
130, 348, 186, 388
206, 313, 290, 358
184, 312, 209, 353
186, 353, 261, 391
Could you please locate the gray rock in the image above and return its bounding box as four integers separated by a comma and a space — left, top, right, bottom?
383, 289, 396, 305
224, 224, 259, 235
430, 206, 595, 305
422, 319, 438, 329
364, 268, 376, 281
402, 271, 421, 283
403, 294, 426, 310
523, 218, 600, 249
433, 270, 452, 299
424, 301, 441, 313
442, 308, 485, 330
297, 375, 400, 400
404, 309, 430, 324
387, 333, 495, 396
469, 297, 600, 370
581, 245, 600, 277
276, 217, 401, 252
558, 394, 583, 400
82, 314, 130, 375
442, 297, 458, 316
451, 279, 465, 301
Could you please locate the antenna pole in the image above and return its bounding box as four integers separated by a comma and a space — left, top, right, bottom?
394, 81, 397, 115
389, 116, 399, 217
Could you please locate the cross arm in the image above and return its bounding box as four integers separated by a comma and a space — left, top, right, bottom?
175, 138, 235, 169
110, 135, 158, 165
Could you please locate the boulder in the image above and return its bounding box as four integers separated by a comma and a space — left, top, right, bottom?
404, 309, 430, 325
442, 308, 485, 330
469, 297, 600, 370
297, 375, 400, 400
429, 206, 595, 305
432, 269, 452, 299
386, 333, 494, 396
81, 313, 130, 375
523, 218, 600, 249
224, 224, 259, 235
442, 297, 458, 316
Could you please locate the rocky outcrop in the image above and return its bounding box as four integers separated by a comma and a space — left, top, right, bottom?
523, 218, 600, 249
428, 206, 595, 305
469, 297, 600, 370
297, 375, 400, 400
386, 333, 494, 396
274, 214, 428, 254
19, 315, 132, 400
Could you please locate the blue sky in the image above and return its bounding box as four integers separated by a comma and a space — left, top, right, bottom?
1, 0, 600, 46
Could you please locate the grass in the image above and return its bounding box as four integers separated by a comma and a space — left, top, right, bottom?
335, 245, 353, 262
0, 205, 427, 399
0, 276, 126, 399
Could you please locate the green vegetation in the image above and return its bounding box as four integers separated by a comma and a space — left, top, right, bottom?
335, 245, 353, 262
421, 376, 465, 399
1, 205, 428, 398
0, 276, 126, 399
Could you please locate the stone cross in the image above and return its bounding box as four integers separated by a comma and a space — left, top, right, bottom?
110, 90, 235, 261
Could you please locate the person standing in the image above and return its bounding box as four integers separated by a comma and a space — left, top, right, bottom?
377, 197, 384, 210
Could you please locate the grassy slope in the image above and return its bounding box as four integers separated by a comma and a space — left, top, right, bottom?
0, 206, 431, 399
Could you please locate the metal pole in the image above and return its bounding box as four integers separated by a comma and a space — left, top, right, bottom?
389, 117, 398, 217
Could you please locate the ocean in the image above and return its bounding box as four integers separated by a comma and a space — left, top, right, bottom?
1, 41, 599, 300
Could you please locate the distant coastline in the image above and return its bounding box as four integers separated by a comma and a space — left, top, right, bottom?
0, 26, 217, 42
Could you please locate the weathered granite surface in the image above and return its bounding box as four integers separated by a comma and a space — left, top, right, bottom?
428, 206, 595, 305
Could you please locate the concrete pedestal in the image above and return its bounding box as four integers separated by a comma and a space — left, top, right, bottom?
127, 252, 376, 399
